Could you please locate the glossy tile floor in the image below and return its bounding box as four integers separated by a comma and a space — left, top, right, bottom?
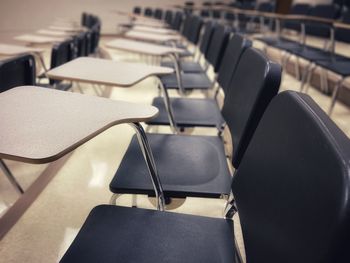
0, 35, 349, 263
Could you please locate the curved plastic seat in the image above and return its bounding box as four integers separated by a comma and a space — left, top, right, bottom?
160, 60, 204, 73
160, 72, 212, 90
60, 205, 236, 263
110, 133, 231, 198
148, 97, 224, 127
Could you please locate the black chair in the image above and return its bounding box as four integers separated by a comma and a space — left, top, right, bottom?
75, 31, 88, 57
109, 47, 281, 201
60, 90, 350, 263
154, 8, 163, 20
144, 7, 153, 17
159, 24, 230, 93
151, 34, 251, 130
38, 38, 76, 90
133, 6, 141, 15
170, 11, 184, 31
161, 20, 217, 73
0, 54, 36, 93
164, 10, 173, 25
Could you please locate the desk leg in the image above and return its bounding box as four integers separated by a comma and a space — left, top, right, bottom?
130, 123, 165, 211
0, 160, 24, 194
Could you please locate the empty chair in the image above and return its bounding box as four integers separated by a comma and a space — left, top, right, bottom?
144, 7, 153, 17
151, 34, 251, 130
161, 19, 214, 73
133, 6, 141, 15
305, 4, 339, 38
0, 54, 36, 93
170, 11, 184, 31
154, 8, 163, 20
159, 24, 230, 93
109, 47, 281, 202
38, 38, 76, 90
60, 90, 350, 263
164, 10, 173, 25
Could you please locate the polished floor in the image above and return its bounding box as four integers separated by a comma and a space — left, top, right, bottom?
0, 35, 349, 262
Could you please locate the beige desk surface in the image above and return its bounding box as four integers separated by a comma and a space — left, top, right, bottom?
37, 29, 73, 37
14, 34, 66, 44
105, 39, 185, 56
124, 31, 181, 43
0, 43, 44, 56
0, 86, 158, 164
48, 25, 86, 32
132, 25, 177, 35
46, 57, 174, 86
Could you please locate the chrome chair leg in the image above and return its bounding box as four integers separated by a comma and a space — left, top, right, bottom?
0, 159, 24, 194
328, 78, 346, 116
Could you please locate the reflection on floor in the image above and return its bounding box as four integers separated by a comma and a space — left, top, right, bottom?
0, 36, 349, 263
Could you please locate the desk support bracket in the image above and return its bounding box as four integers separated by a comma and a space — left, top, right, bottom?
130, 123, 165, 211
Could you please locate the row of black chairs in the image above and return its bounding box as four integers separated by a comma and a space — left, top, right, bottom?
60, 7, 350, 263
0, 13, 102, 195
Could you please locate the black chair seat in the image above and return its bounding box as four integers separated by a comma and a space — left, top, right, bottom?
289, 47, 349, 61
271, 40, 302, 51
161, 61, 204, 73
147, 97, 224, 128
110, 133, 232, 198
315, 60, 350, 76
256, 37, 295, 46
161, 72, 212, 90
60, 205, 236, 263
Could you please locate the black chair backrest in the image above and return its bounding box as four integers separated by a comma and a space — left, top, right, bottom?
238, 2, 255, 23
305, 4, 340, 38
164, 10, 173, 25
50, 38, 76, 84
0, 54, 36, 93
171, 12, 184, 31
186, 16, 203, 45
232, 91, 350, 262
81, 12, 88, 27
180, 15, 193, 38
336, 8, 350, 43
144, 8, 153, 17
90, 23, 101, 54
254, 2, 275, 23
154, 8, 163, 20
205, 25, 231, 73
217, 34, 252, 93
221, 47, 281, 168
133, 6, 141, 15
75, 32, 87, 57
198, 21, 216, 55
284, 3, 311, 31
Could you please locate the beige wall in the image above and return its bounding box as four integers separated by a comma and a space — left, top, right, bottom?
0, 0, 336, 42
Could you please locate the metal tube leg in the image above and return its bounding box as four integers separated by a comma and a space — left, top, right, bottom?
304, 65, 317, 94
129, 123, 165, 211
110, 193, 121, 205
328, 78, 345, 116
131, 194, 137, 208
295, 57, 300, 80
157, 77, 178, 134
0, 160, 24, 194
300, 63, 312, 92
169, 53, 185, 96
